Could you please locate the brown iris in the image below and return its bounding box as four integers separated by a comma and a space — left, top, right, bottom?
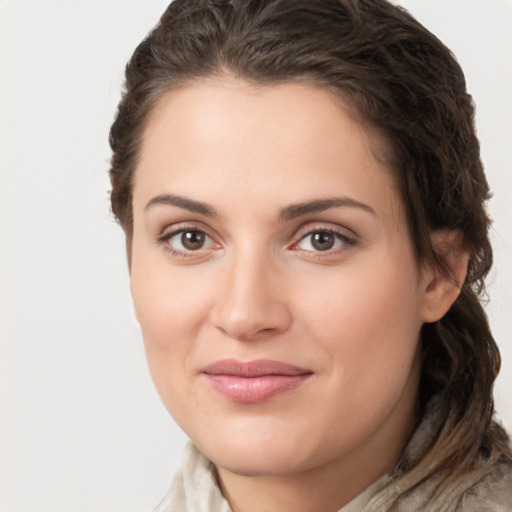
311, 231, 335, 251
181, 230, 205, 250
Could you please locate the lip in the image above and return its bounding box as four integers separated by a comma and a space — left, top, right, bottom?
202, 358, 313, 404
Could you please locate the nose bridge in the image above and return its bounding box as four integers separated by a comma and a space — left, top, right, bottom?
213, 244, 291, 341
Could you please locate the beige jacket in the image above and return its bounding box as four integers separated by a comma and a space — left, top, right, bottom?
154, 404, 512, 512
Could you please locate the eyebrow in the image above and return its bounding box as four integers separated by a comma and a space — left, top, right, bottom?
144, 194, 376, 219
145, 194, 218, 217
279, 197, 376, 220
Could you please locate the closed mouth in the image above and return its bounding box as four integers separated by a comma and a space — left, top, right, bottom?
202, 358, 313, 403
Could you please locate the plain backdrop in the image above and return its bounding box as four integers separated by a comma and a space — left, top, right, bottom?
0, 1, 511, 511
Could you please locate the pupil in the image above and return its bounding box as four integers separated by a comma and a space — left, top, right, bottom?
182, 231, 205, 250
312, 232, 334, 251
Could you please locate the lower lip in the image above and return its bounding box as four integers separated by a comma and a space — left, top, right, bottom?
204, 374, 312, 403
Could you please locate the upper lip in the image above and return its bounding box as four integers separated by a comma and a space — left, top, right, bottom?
202, 358, 313, 377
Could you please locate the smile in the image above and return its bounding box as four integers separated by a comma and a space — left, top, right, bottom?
202, 359, 313, 404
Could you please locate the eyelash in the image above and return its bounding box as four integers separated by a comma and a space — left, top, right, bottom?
156, 225, 218, 258
291, 227, 356, 256
156, 225, 357, 259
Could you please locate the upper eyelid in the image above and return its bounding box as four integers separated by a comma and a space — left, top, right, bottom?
155, 221, 357, 248
293, 230, 354, 248
292, 222, 357, 241
156, 226, 220, 257
156, 224, 220, 253
283, 232, 354, 260
158, 221, 215, 239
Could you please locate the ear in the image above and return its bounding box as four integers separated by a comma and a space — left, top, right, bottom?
421, 230, 470, 323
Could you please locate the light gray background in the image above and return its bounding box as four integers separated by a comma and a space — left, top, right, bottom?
0, 1, 510, 511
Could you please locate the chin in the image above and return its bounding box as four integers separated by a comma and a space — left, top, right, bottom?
191, 426, 319, 477
204, 446, 306, 477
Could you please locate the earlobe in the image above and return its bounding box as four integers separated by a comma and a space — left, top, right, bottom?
421, 230, 470, 323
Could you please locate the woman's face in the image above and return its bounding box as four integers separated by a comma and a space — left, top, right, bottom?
130, 78, 432, 478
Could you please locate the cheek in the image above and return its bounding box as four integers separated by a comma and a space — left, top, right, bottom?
130, 253, 212, 399
292, 259, 423, 449
131, 247, 209, 339
299, 254, 423, 383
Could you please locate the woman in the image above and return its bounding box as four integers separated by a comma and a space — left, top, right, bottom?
109, 0, 512, 510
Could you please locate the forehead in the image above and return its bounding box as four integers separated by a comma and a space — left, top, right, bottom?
142, 78, 377, 156
134, 78, 402, 226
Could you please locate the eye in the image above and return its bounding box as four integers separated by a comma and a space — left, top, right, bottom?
295, 229, 353, 252
159, 228, 217, 254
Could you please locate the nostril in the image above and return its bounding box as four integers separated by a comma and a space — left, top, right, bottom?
212, 305, 292, 342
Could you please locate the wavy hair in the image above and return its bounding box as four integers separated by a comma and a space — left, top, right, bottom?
109, 0, 511, 503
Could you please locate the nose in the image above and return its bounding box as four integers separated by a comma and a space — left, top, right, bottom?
211, 250, 292, 342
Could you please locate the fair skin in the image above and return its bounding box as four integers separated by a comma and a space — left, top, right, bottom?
130, 78, 465, 512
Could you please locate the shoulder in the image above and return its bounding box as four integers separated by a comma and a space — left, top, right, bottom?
381, 460, 512, 512
154, 443, 231, 512
455, 460, 512, 511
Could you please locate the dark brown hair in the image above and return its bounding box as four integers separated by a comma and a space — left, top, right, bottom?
109, 0, 511, 502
